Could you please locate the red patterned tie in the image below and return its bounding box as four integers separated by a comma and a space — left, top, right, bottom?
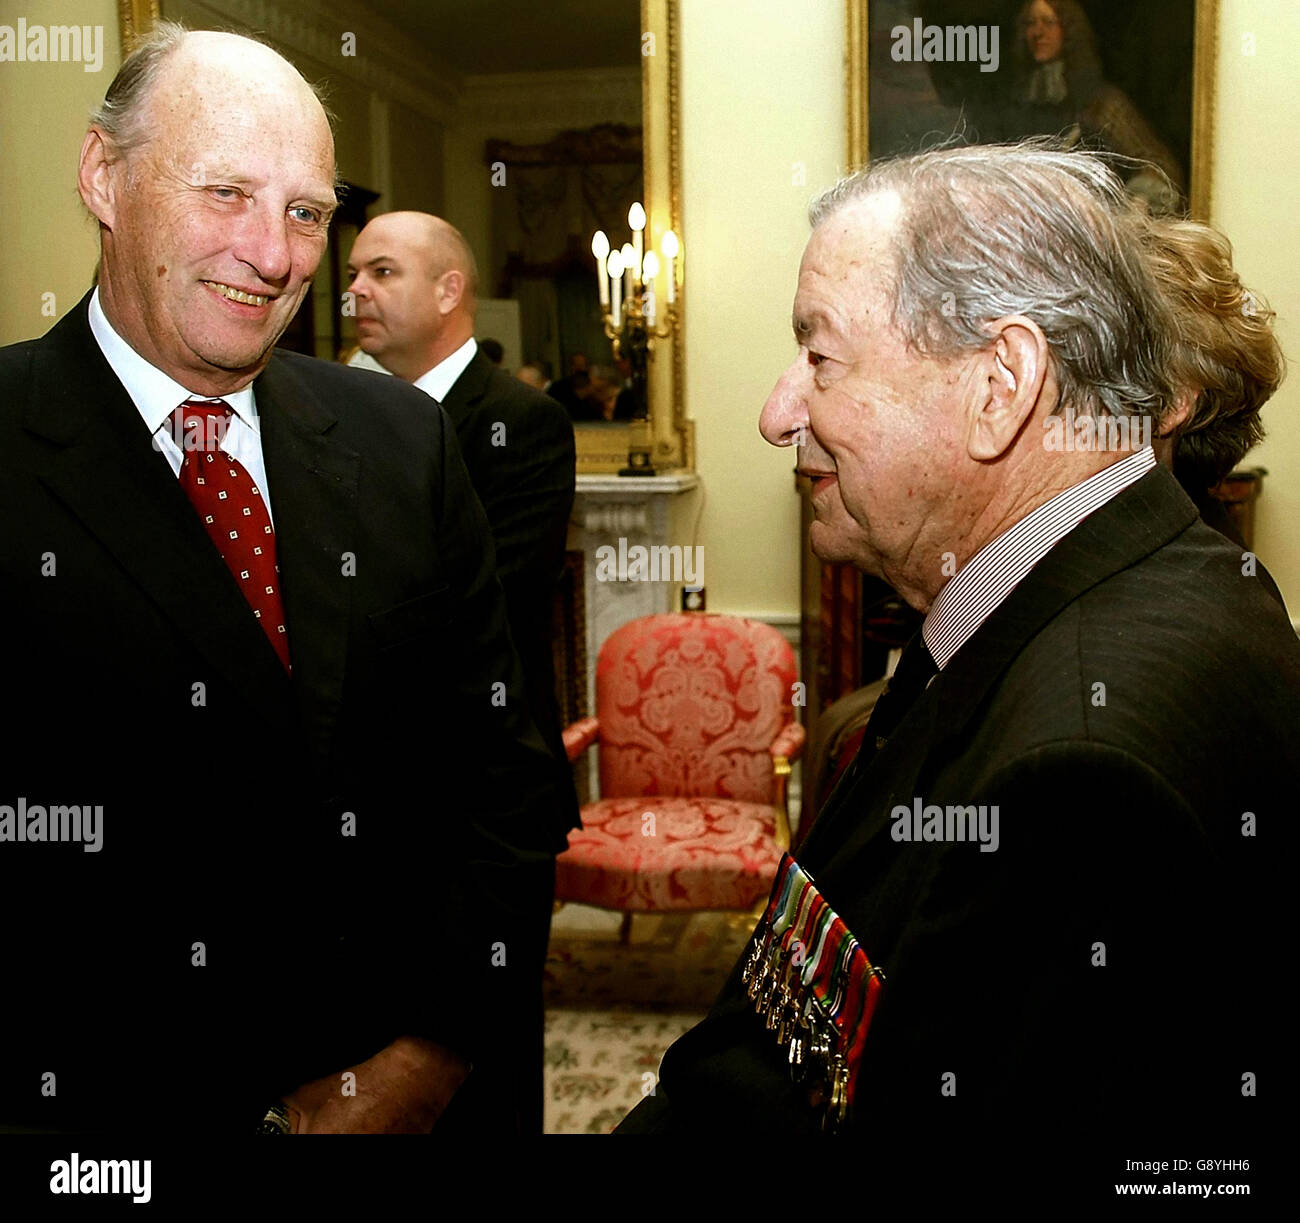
172, 400, 291, 672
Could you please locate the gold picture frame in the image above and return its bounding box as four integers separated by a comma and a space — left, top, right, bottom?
846, 0, 1217, 220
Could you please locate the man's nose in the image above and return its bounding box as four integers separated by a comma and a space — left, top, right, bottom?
233, 206, 294, 284
759, 361, 810, 448
346, 270, 367, 298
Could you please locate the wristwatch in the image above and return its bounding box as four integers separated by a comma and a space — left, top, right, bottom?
254, 1102, 292, 1135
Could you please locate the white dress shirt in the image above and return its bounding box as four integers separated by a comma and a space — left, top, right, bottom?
87, 288, 275, 525
922, 446, 1157, 669
412, 336, 477, 403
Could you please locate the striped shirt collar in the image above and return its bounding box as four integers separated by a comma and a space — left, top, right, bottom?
923, 447, 1157, 670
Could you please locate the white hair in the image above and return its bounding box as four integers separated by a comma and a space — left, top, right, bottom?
810, 141, 1177, 423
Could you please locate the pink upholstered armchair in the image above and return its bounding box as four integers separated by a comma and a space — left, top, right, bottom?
556, 613, 806, 921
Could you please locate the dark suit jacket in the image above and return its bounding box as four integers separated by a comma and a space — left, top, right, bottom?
621, 465, 1293, 1151
437, 348, 579, 833
0, 296, 563, 1130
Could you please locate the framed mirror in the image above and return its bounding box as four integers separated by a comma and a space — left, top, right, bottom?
123, 0, 689, 473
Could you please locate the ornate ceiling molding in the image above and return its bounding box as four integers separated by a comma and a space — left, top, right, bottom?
458, 66, 642, 132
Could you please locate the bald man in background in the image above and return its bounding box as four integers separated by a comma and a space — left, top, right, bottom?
348, 214, 577, 1130
347, 214, 578, 836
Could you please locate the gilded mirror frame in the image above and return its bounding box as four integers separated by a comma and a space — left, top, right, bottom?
574, 0, 689, 472
845, 0, 1218, 220
117, 0, 160, 54
121, 0, 689, 473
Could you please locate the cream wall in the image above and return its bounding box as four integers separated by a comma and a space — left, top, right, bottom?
680, 0, 844, 620
1214, 0, 1300, 614
0, 0, 120, 347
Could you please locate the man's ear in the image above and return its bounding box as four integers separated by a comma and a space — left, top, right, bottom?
436, 269, 466, 316
967, 315, 1050, 462
1158, 388, 1196, 438
78, 128, 119, 228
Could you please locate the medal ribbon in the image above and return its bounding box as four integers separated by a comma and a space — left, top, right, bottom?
749, 854, 885, 1120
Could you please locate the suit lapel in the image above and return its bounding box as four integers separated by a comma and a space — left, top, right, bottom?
255, 355, 360, 757
800, 685, 939, 872
26, 297, 294, 726
800, 465, 1200, 872
434, 350, 491, 427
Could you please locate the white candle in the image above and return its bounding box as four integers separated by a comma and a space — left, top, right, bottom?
608, 250, 624, 328
591, 230, 610, 309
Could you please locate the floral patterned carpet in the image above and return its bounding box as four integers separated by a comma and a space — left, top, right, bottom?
542, 905, 760, 1134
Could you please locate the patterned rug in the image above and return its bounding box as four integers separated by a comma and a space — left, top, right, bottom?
542, 905, 760, 1134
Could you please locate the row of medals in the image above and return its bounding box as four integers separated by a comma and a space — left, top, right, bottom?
741, 929, 871, 1132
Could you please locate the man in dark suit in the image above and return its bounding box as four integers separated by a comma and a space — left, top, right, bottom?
618, 144, 1293, 1157
346, 212, 578, 833
0, 23, 561, 1135
347, 212, 578, 1133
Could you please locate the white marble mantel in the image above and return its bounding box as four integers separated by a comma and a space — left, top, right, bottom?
569, 472, 702, 721
574, 473, 700, 495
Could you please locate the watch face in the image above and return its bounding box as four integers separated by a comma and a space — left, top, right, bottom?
255, 1104, 291, 1134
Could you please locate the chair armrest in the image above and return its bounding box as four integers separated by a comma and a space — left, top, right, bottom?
562, 716, 600, 763
768, 722, 806, 852
769, 721, 807, 764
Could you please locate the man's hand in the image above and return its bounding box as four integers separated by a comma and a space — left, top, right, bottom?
283, 1035, 471, 1133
